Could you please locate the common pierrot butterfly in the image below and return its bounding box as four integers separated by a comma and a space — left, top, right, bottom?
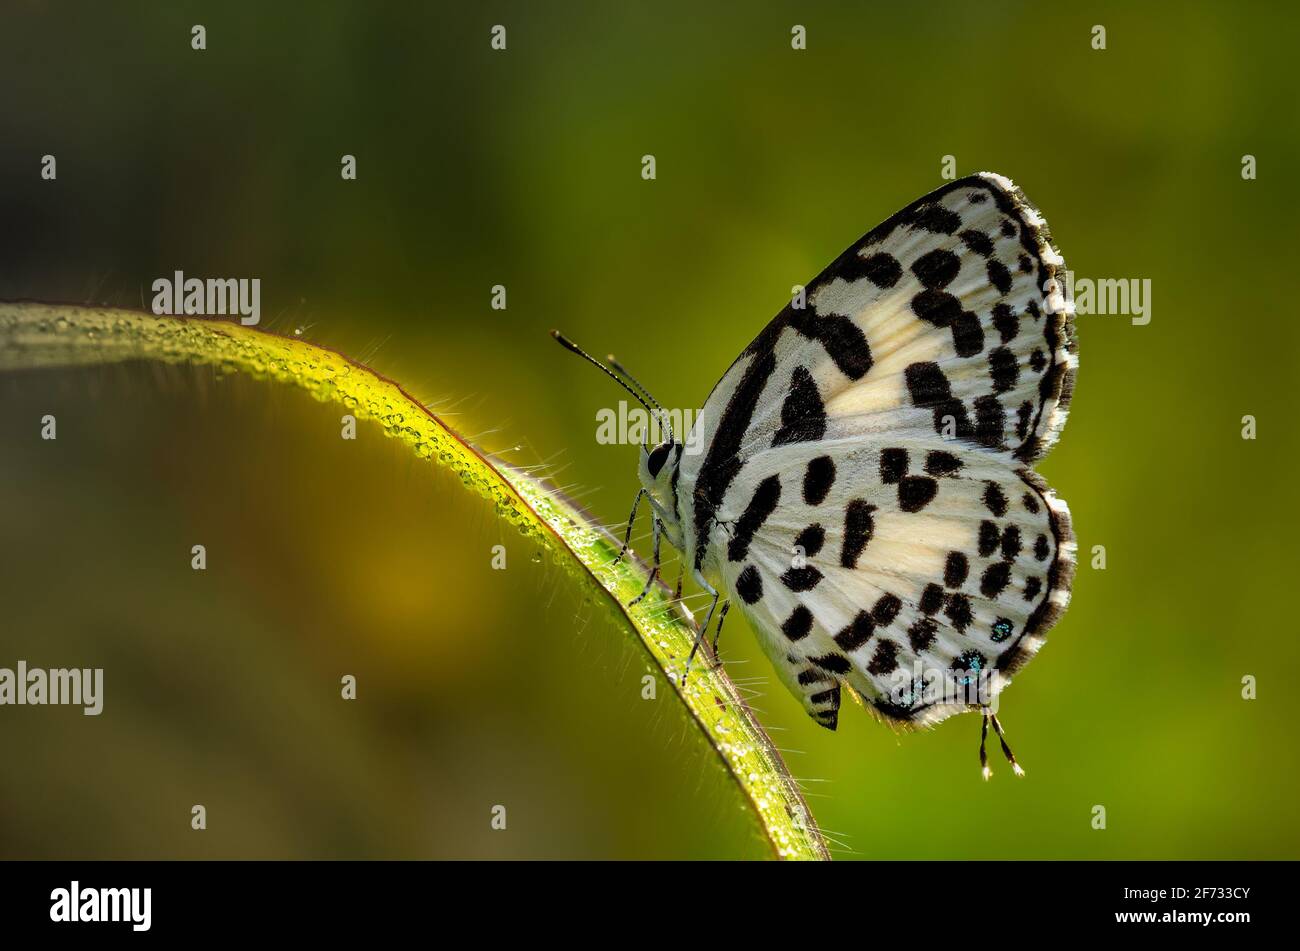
554, 173, 1077, 778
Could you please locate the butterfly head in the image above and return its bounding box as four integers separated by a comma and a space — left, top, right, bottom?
639, 438, 681, 499
638, 437, 684, 548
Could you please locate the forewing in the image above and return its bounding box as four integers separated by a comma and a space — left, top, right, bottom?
679, 173, 1076, 572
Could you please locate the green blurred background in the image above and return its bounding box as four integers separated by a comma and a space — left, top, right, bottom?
1, 1, 1297, 858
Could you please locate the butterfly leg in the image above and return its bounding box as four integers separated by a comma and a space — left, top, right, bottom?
989, 712, 1025, 776
979, 713, 992, 780
681, 569, 722, 680
683, 569, 720, 680
628, 516, 662, 607
709, 601, 730, 668
612, 488, 646, 566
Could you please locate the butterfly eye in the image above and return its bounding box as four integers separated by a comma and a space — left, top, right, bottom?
646, 443, 672, 478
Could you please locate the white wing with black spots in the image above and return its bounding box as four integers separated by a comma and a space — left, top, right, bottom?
677, 173, 1076, 576
669, 172, 1077, 730
714, 437, 1073, 728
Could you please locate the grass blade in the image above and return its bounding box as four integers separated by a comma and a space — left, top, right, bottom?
0, 301, 830, 860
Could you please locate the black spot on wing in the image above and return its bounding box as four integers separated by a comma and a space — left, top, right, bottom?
992, 304, 1018, 343
960, 230, 993, 257
871, 594, 902, 625
944, 551, 969, 588
839, 251, 902, 289
866, 639, 900, 675
954, 649, 988, 673
909, 204, 961, 235
988, 347, 1018, 393
839, 500, 876, 568
736, 565, 763, 604
908, 617, 938, 652
772, 366, 826, 446
980, 562, 1012, 597
905, 362, 974, 441
802, 456, 835, 505
944, 593, 974, 631
780, 565, 823, 592
911, 290, 961, 327
978, 521, 999, 558
920, 583, 944, 615
1016, 401, 1033, 441
727, 474, 781, 563
983, 481, 1009, 516
951, 312, 984, 357
781, 605, 813, 641
973, 394, 1005, 448
898, 475, 938, 512
834, 611, 874, 652
987, 259, 1013, 294
1000, 525, 1022, 561
810, 653, 851, 674
911, 248, 961, 289
810, 686, 840, 708
880, 447, 908, 484
694, 349, 776, 568
788, 311, 873, 381
924, 450, 962, 476
794, 524, 825, 557
804, 691, 838, 727
905, 361, 952, 406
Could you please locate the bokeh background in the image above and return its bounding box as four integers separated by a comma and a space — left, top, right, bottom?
2, 1, 1298, 858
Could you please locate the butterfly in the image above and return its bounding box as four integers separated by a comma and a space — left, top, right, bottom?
554, 173, 1077, 778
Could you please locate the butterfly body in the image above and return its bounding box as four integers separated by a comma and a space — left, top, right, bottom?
600, 173, 1077, 747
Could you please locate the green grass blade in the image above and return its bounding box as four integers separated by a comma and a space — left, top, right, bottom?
0, 301, 830, 861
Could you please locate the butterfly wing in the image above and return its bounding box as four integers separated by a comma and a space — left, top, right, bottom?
676, 172, 1076, 727
715, 437, 1073, 728
679, 173, 1075, 564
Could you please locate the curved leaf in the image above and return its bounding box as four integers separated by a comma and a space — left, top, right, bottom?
0, 301, 829, 861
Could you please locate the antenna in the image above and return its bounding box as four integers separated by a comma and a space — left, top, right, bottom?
607, 355, 661, 411
551, 331, 658, 445
607, 354, 673, 444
